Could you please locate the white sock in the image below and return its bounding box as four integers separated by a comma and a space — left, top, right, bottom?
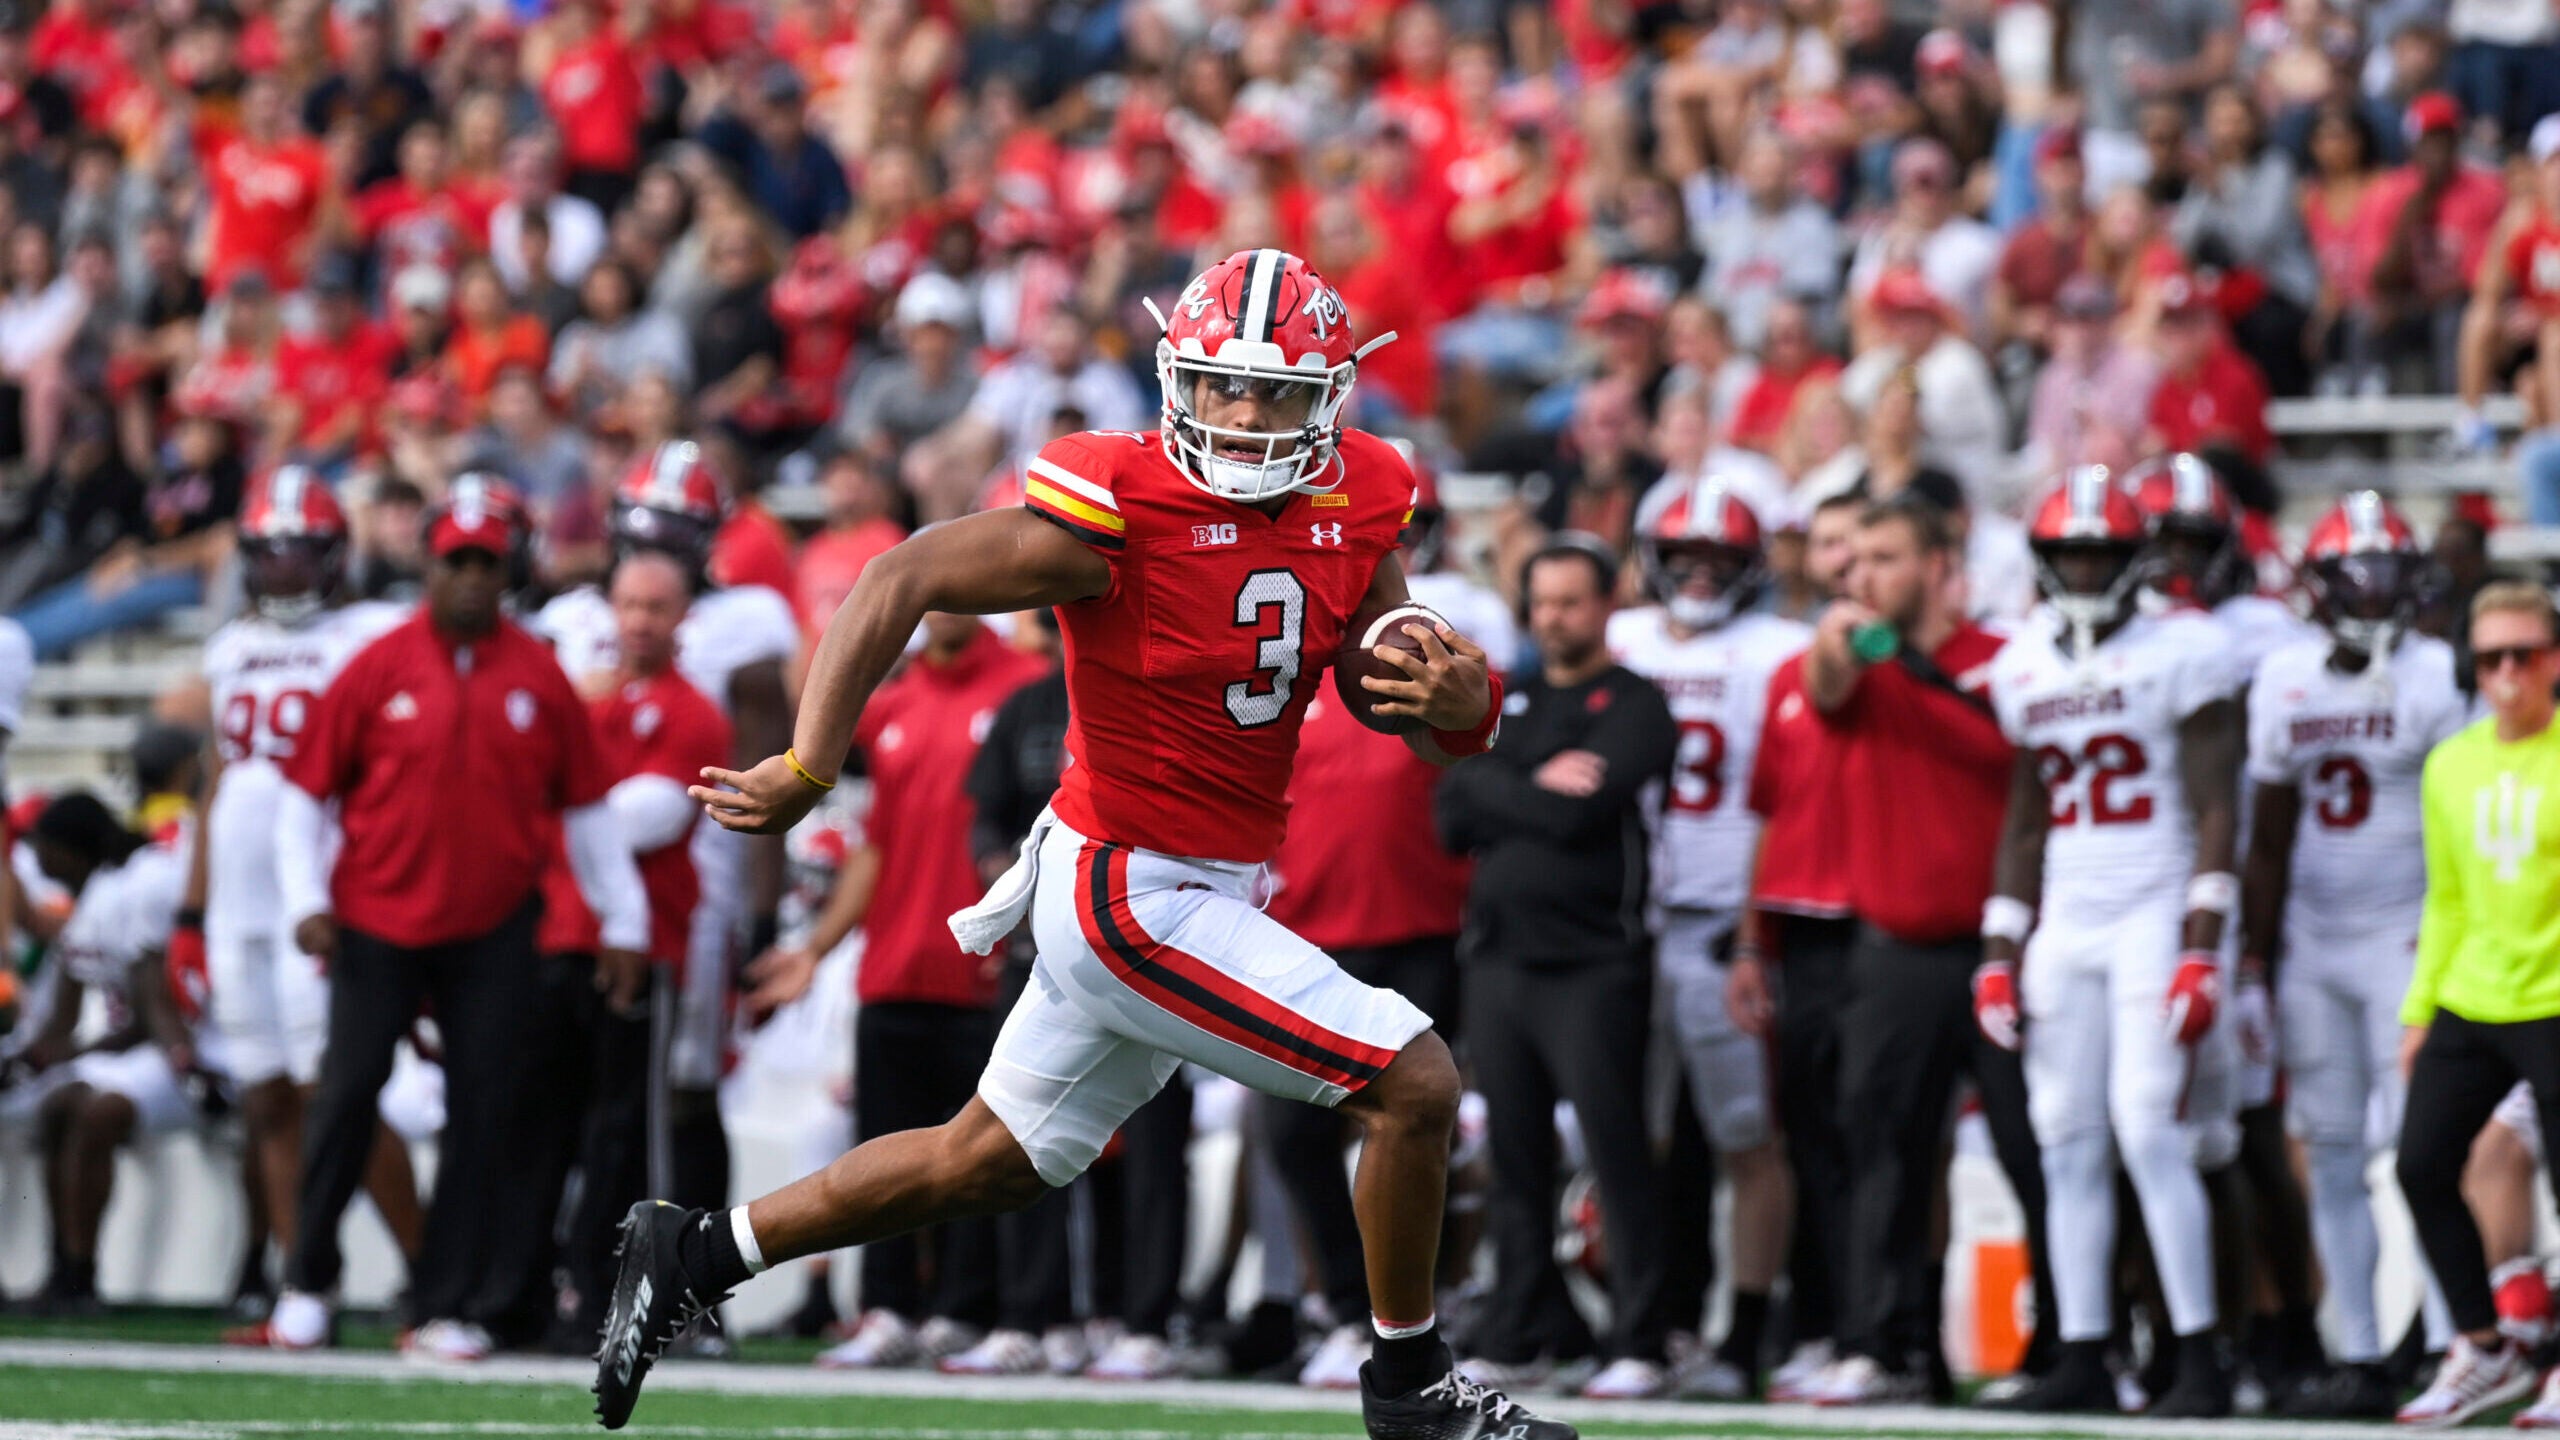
732, 1206, 768, 1276
2118, 1123, 2218, 1336
2306, 1139, 2383, 1362
1373, 1314, 1436, 1340
272, 1290, 330, 1346
2042, 1130, 2117, 1342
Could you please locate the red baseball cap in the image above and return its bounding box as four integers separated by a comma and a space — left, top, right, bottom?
427, 474, 528, 560
2157, 270, 2220, 319
2034, 126, 2082, 166
2405, 90, 2463, 140
1869, 267, 1949, 320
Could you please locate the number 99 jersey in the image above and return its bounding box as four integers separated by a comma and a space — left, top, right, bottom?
203, 600, 408, 933
2245, 633, 2468, 939
1989, 610, 2241, 922
1023, 427, 1415, 864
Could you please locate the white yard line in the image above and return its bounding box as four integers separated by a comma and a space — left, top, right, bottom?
0, 1340, 2392, 1439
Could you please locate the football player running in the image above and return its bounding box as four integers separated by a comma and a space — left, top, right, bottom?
595, 250, 1566, 1440
196, 469, 417, 1347
2239, 493, 2469, 1416
1607, 477, 1807, 1398
1977, 468, 2246, 1417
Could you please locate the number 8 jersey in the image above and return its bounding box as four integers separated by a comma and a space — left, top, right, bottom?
1024, 427, 1414, 864
203, 600, 408, 936
1989, 609, 2241, 921
2245, 633, 2469, 938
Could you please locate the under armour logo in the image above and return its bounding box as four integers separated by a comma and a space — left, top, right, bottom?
1310, 523, 1343, 546
2477, 772, 2542, 883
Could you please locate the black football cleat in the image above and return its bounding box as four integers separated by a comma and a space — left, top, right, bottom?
1361, 1362, 1578, 1440
592, 1202, 730, 1430
2279, 1360, 2399, 1419
1981, 1339, 2116, 1414
2146, 1339, 2234, 1420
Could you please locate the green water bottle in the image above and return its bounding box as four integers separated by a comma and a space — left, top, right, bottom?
1850, 621, 1899, 664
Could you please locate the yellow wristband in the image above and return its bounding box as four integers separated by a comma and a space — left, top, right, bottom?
783, 748, 836, 792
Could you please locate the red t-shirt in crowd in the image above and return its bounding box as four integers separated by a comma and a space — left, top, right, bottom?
2148, 338, 2273, 463
204, 133, 329, 293
1994, 215, 2085, 313
32, 7, 118, 104
1728, 357, 1842, 456
287, 612, 613, 949
2351, 164, 2508, 299
794, 517, 905, 638
1825, 624, 2012, 945
354, 178, 484, 284
2506, 208, 2560, 317
851, 627, 1046, 1007
537, 666, 733, 962
444, 316, 549, 406
713, 503, 798, 599
542, 33, 647, 176
1332, 249, 1439, 419
275, 321, 399, 452
1266, 686, 1471, 952
1454, 172, 1579, 306
1747, 653, 1851, 921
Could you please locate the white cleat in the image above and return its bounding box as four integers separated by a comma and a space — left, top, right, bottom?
1298, 1323, 1370, 1390
399, 1319, 492, 1364
1807, 1354, 1928, 1407
1455, 1355, 1553, 1392
2513, 1365, 2560, 1429
1085, 1332, 1179, 1381
1041, 1324, 1092, 1377
1675, 1353, 1754, 1400
1579, 1357, 1669, 1399
916, 1317, 982, 1364
938, 1329, 1042, 1376
1766, 1341, 1835, 1403
2395, 1335, 2534, 1428
815, 1309, 921, 1370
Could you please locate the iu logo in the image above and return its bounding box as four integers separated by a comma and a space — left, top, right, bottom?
1310, 522, 1344, 546
1192, 523, 1238, 547
2476, 772, 2542, 883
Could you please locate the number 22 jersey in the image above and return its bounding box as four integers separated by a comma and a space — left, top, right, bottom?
1024, 428, 1414, 864
203, 600, 409, 937
1989, 609, 2241, 923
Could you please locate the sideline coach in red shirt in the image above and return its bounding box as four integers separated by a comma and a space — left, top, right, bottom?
1803, 495, 2056, 1393
270, 476, 651, 1349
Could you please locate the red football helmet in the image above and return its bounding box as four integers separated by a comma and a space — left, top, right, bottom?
2300, 489, 2424, 657
2123, 452, 2245, 606
240, 465, 347, 624
611, 440, 725, 578
1641, 475, 1767, 631
2028, 465, 2149, 642
1147, 248, 1397, 502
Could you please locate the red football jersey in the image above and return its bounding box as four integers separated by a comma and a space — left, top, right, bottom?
1266, 682, 1469, 950
2510, 209, 2560, 318
1025, 428, 1415, 863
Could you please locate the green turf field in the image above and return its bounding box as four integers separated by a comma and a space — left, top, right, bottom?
0, 1326, 2420, 1440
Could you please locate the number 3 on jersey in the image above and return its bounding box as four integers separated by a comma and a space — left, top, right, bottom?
1671, 718, 1726, 813
1226, 570, 1305, 729
218, 687, 318, 762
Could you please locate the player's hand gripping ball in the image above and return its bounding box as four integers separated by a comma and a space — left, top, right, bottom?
1335, 603, 1490, 737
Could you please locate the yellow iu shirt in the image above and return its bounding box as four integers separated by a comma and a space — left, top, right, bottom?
2407, 715, 2560, 1026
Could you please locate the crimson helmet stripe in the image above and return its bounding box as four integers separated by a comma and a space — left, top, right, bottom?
1239, 248, 1282, 343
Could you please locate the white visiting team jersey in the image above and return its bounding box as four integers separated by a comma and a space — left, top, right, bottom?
2213, 593, 2320, 685
2246, 634, 2468, 938
202, 601, 408, 937
1991, 609, 2241, 922
534, 582, 798, 708
1609, 606, 1811, 912
57, 842, 187, 1040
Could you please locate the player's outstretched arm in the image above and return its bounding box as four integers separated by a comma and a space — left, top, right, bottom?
692, 509, 1112, 835
2176, 697, 2244, 954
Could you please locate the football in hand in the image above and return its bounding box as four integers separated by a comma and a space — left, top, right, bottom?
1334, 603, 1447, 736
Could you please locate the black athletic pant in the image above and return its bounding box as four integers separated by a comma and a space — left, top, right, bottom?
1836, 926, 2055, 1371
2398, 1010, 2560, 1333
1773, 915, 1856, 1347
289, 901, 544, 1328
992, 958, 1073, 1335
559, 963, 659, 1335
1467, 956, 1669, 1365
1089, 1070, 1193, 1338
855, 1001, 999, 1327
1257, 937, 1461, 1323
